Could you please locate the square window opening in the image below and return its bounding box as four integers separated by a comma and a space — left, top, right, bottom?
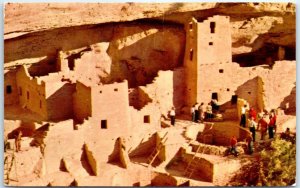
209, 42, 213, 45
114, 88, 118, 92
211, 92, 218, 100
219, 69, 224, 73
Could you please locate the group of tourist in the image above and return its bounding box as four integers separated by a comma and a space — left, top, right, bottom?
230, 107, 287, 157
240, 105, 277, 142
190, 100, 219, 123
168, 99, 220, 126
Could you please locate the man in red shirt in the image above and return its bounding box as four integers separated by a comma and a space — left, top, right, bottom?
249, 107, 257, 121
230, 136, 238, 157
257, 114, 268, 140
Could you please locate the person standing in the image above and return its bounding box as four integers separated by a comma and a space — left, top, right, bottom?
198, 103, 205, 122
170, 107, 176, 126
257, 114, 268, 140
194, 103, 199, 122
211, 99, 219, 112
15, 131, 22, 152
191, 105, 195, 122
240, 105, 247, 128
268, 111, 276, 139
206, 102, 213, 121
249, 107, 257, 121
246, 135, 254, 155
230, 136, 238, 157
249, 117, 257, 142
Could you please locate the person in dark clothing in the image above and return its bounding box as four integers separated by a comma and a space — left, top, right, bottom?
246, 135, 254, 155
194, 103, 199, 122
268, 112, 276, 139
240, 105, 247, 127
191, 105, 195, 122
211, 99, 219, 112
170, 107, 176, 126
249, 117, 257, 142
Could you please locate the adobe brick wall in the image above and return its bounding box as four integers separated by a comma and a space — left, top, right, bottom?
16, 66, 48, 119
73, 81, 92, 122
4, 70, 19, 105
90, 80, 131, 135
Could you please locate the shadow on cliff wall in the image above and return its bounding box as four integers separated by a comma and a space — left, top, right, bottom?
5, 23, 114, 63
232, 15, 295, 67
280, 86, 296, 115
106, 22, 185, 88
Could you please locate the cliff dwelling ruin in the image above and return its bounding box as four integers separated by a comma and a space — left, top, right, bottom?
3, 2, 296, 186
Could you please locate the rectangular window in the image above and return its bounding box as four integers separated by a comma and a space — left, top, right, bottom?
219, 69, 224, 73
210, 22, 216, 33
144, 115, 150, 123
231, 95, 238, 104
101, 120, 107, 129
114, 88, 118, 92
68, 60, 75, 71
6, 85, 12, 94
209, 42, 213, 45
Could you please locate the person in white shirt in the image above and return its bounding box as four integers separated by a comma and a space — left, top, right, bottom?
191, 105, 195, 122
170, 107, 176, 126
248, 116, 257, 142
240, 105, 248, 127
198, 102, 205, 122
206, 102, 213, 120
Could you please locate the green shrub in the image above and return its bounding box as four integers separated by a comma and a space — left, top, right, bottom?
258, 137, 296, 186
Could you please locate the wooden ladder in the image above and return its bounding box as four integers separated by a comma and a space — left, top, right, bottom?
147, 132, 168, 167
4, 149, 17, 185
184, 144, 206, 179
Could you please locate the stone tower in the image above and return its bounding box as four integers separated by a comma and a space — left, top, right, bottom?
184, 15, 232, 107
